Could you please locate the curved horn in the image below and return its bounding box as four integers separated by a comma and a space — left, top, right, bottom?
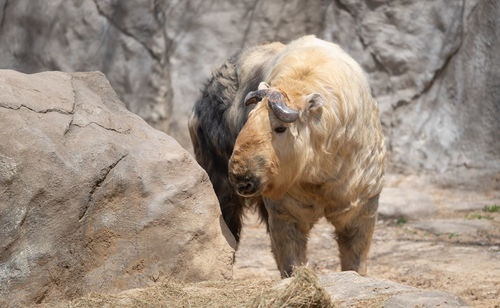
258, 81, 270, 90
267, 91, 299, 123
244, 89, 269, 106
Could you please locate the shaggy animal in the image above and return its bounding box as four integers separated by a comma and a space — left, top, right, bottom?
189, 36, 386, 278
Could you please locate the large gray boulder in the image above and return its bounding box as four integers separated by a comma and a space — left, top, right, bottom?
0, 70, 235, 307
0, 0, 498, 191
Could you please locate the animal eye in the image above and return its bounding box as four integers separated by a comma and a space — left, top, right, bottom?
274, 126, 287, 134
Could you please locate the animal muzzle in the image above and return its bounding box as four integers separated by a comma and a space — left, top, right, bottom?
228, 157, 261, 197
229, 172, 260, 197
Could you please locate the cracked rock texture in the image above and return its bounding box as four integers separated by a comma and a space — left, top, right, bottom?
0, 70, 235, 307
0, 0, 173, 134
0, 0, 499, 190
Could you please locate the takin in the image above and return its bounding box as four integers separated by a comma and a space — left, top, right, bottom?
189, 35, 386, 278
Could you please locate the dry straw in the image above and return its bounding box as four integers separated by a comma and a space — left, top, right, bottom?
62, 266, 335, 308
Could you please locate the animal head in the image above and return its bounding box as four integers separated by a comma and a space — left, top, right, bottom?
228, 82, 326, 200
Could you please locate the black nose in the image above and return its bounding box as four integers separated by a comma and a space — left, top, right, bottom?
236, 181, 255, 195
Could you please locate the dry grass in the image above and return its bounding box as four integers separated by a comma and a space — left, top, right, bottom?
63, 267, 335, 308
250, 267, 335, 308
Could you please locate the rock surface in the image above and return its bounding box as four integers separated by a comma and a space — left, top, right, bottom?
382, 290, 470, 308
410, 219, 494, 237
0, 0, 498, 192
0, 70, 235, 307
379, 187, 438, 219
319, 271, 470, 307
0, 0, 173, 133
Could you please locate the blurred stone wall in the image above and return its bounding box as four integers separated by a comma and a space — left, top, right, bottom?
0, 0, 498, 191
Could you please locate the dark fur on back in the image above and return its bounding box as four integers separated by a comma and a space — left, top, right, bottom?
189, 43, 284, 242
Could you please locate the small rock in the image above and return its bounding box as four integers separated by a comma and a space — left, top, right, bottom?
379, 187, 438, 219
410, 219, 494, 236
320, 271, 415, 302
318, 271, 470, 307
383, 290, 470, 308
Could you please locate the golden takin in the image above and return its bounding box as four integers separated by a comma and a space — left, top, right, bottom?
189, 35, 386, 278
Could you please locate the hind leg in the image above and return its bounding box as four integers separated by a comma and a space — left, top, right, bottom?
329, 195, 379, 275
189, 111, 246, 244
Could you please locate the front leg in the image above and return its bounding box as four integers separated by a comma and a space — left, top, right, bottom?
329, 194, 379, 275
264, 196, 320, 278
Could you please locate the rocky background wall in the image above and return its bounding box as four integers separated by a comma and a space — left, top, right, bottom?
1, 0, 498, 192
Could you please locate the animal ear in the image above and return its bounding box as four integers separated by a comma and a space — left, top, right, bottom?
258, 82, 270, 90
306, 93, 324, 113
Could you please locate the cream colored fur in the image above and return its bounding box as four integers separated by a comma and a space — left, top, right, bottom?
229, 35, 386, 277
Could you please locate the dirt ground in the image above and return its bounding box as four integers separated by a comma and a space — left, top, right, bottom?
233, 204, 500, 307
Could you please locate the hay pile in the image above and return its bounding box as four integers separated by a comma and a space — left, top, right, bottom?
64, 267, 335, 308
250, 267, 335, 308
